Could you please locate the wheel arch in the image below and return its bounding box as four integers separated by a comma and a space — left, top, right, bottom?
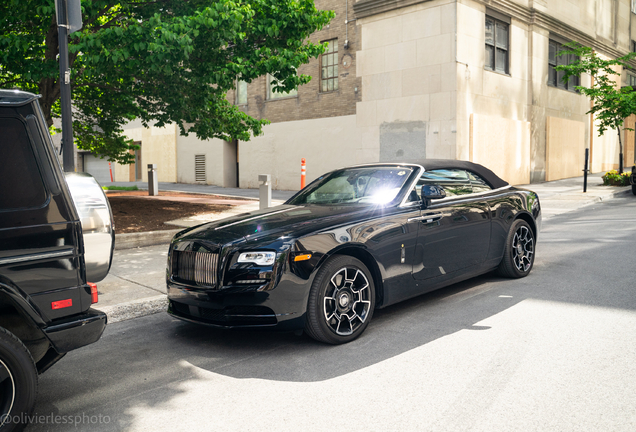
0, 286, 51, 367
514, 211, 537, 240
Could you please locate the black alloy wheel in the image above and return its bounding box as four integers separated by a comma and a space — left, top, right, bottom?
497, 219, 535, 278
0, 327, 37, 432
305, 255, 375, 344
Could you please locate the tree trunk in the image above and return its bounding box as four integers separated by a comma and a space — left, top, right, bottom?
38, 14, 60, 128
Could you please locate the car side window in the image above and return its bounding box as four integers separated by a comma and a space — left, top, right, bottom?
417, 169, 473, 197
467, 171, 493, 193
0, 117, 47, 210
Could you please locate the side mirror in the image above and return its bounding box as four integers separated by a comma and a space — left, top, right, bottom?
421, 185, 446, 200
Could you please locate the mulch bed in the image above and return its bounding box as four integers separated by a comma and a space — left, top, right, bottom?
107, 191, 241, 233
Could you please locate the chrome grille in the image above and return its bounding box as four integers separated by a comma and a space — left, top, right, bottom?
172, 250, 218, 287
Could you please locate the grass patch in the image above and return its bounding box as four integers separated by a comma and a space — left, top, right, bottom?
102, 185, 139, 191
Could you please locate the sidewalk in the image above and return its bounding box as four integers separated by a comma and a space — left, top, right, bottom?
517, 172, 632, 220
96, 173, 632, 323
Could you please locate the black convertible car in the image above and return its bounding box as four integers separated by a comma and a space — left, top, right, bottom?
167, 160, 541, 344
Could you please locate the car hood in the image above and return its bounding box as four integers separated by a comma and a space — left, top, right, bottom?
174, 204, 384, 246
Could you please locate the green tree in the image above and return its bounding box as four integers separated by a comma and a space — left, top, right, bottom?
0, 0, 333, 163
556, 43, 636, 173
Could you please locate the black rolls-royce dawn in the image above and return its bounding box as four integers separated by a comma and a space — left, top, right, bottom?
166, 160, 541, 344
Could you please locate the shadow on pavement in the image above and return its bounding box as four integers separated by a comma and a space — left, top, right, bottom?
28, 197, 636, 431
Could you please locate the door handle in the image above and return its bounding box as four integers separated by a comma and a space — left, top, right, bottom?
408, 213, 443, 223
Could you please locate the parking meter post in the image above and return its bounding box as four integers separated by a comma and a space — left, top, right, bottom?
583, 148, 589, 193
259, 174, 271, 210
148, 164, 158, 196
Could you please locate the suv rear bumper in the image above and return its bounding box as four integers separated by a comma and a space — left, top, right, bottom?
43, 308, 107, 353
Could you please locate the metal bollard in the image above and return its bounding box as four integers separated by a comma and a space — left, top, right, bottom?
583, 149, 589, 193
259, 174, 271, 210
148, 164, 158, 196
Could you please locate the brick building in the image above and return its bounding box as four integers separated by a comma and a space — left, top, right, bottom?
101, 0, 636, 190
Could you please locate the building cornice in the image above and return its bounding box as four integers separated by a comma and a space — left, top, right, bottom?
353, 0, 430, 19
353, 0, 634, 63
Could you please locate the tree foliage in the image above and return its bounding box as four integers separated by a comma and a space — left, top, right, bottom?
0, 0, 333, 163
556, 43, 636, 137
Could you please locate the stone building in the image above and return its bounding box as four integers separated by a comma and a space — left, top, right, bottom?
99, 0, 636, 189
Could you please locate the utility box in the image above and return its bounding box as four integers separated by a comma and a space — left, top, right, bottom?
148, 164, 158, 196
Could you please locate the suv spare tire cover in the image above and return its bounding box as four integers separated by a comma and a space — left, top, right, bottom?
65, 172, 114, 282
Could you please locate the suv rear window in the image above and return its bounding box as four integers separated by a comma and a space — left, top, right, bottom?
0, 117, 47, 210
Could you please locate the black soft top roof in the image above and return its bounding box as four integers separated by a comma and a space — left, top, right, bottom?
413, 159, 509, 189
0, 89, 40, 106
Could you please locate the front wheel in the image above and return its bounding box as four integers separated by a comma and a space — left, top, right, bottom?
305, 256, 375, 344
632, 183, 636, 196
497, 219, 535, 278
0, 327, 38, 432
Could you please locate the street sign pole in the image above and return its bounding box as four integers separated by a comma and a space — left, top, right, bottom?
56, 0, 82, 172
56, 0, 74, 172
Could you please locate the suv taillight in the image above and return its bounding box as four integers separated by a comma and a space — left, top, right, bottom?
88, 282, 98, 304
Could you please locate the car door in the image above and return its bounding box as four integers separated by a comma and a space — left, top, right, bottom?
411, 169, 491, 281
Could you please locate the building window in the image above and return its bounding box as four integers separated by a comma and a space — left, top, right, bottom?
267, 73, 297, 100
236, 80, 247, 105
632, 40, 636, 53
548, 40, 579, 91
632, 0, 636, 14
485, 16, 509, 74
628, 73, 636, 88
321, 39, 339, 92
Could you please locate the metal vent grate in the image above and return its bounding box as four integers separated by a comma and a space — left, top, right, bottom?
195, 154, 206, 182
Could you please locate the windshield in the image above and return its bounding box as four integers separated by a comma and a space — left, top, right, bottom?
287, 166, 415, 205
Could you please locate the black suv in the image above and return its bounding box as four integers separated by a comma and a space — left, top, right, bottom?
0, 90, 114, 431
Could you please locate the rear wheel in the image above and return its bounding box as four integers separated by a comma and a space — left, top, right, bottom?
305, 256, 375, 344
632, 184, 636, 196
497, 219, 535, 278
0, 327, 37, 432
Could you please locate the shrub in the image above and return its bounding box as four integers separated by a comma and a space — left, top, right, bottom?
102, 186, 139, 191
602, 170, 631, 186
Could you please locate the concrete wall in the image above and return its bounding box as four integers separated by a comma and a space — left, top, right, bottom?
115, 120, 177, 183
176, 134, 226, 186
470, 113, 531, 185
356, 0, 457, 162
455, 0, 622, 183
239, 115, 377, 190
545, 116, 586, 181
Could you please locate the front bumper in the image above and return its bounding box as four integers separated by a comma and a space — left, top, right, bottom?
167, 277, 310, 331
43, 307, 107, 353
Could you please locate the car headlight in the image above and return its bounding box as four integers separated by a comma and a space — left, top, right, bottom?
237, 251, 276, 266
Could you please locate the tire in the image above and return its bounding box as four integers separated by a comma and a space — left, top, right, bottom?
496, 219, 535, 278
632, 184, 636, 196
305, 256, 375, 344
0, 327, 37, 432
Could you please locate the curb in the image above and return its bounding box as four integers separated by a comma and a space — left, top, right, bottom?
598, 187, 632, 200
99, 295, 168, 324
115, 229, 181, 250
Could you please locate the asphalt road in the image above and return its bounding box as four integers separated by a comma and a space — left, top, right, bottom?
28, 195, 636, 432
